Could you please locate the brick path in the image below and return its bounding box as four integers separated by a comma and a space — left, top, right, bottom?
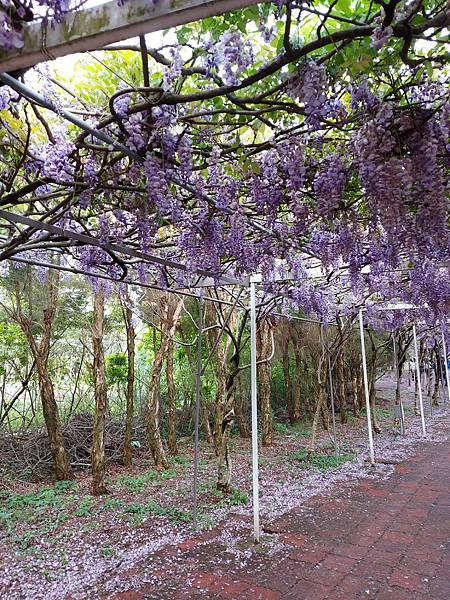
99, 436, 450, 600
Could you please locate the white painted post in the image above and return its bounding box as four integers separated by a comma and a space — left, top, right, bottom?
249, 274, 261, 543
358, 309, 375, 466
442, 331, 450, 406
412, 324, 427, 437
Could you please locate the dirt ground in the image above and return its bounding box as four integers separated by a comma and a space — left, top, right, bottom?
0, 373, 448, 599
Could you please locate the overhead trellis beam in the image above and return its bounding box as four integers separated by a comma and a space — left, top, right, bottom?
0, 208, 243, 286
0, 0, 262, 74
5, 254, 241, 307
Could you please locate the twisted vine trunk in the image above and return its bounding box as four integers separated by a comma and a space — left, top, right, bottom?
350, 349, 359, 416
308, 358, 327, 454
214, 333, 234, 493
147, 297, 183, 470
36, 358, 73, 480
258, 318, 273, 446
234, 375, 250, 438
202, 400, 214, 444
166, 335, 177, 455
336, 350, 347, 424
432, 344, 441, 407
92, 284, 108, 495
208, 304, 234, 456
215, 310, 247, 493
292, 344, 303, 422
121, 288, 135, 467
15, 272, 73, 481
277, 326, 298, 423
367, 335, 382, 434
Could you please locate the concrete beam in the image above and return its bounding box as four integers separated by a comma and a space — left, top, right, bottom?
0, 0, 262, 73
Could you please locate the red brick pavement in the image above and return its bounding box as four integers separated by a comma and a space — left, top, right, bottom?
97, 438, 450, 600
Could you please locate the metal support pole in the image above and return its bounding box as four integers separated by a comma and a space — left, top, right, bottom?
358, 309, 375, 466
192, 290, 203, 530
442, 331, 450, 406
250, 274, 261, 543
412, 324, 427, 437
392, 333, 405, 435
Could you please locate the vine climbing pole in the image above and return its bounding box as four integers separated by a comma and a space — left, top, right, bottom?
358, 309, 375, 466
412, 324, 427, 437
250, 274, 261, 543
392, 333, 406, 436
442, 331, 450, 406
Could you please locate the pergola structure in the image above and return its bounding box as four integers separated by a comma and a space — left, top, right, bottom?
3, 230, 448, 542
0, 0, 263, 73
0, 0, 449, 545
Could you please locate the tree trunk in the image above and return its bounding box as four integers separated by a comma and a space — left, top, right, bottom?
92, 284, 108, 495
336, 351, 347, 424
166, 336, 178, 455
395, 373, 401, 406
208, 306, 234, 455
303, 357, 313, 416
279, 335, 293, 420
14, 272, 73, 481
368, 352, 381, 434
147, 297, 183, 470
36, 358, 74, 480
432, 345, 440, 407
201, 399, 214, 444
350, 354, 359, 416
215, 309, 247, 493
121, 288, 135, 467
234, 376, 250, 438
216, 409, 234, 493
292, 344, 303, 422
308, 360, 326, 454
258, 318, 273, 446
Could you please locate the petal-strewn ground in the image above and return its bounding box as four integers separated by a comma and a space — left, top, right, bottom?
1, 374, 449, 599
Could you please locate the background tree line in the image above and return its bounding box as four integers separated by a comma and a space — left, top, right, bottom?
0, 265, 407, 494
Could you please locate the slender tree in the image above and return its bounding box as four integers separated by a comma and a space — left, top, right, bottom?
258, 317, 273, 446
11, 269, 73, 480
120, 286, 135, 467
92, 282, 108, 495
146, 296, 183, 470
166, 334, 177, 455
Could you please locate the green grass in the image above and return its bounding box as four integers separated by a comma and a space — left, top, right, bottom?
273, 421, 291, 435
0, 482, 81, 550
160, 467, 177, 480
101, 546, 114, 558
115, 466, 178, 491
290, 448, 354, 471
74, 496, 93, 517
374, 406, 394, 419
122, 499, 190, 525
116, 469, 158, 492
170, 455, 190, 466
101, 498, 124, 511
0, 480, 78, 528
200, 486, 249, 510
